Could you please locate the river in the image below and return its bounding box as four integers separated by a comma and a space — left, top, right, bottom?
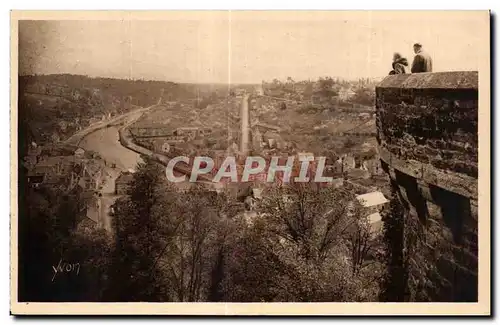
79, 126, 144, 232
79, 126, 143, 172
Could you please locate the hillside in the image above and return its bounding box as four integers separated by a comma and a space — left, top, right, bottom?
17, 74, 213, 156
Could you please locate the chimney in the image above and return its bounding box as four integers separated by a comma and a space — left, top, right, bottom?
240, 93, 250, 155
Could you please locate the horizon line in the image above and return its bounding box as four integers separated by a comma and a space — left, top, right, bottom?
18, 72, 385, 85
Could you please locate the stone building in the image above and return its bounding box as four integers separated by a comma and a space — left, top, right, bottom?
175, 127, 199, 140
356, 191, 389, 234
74, 147, 85, 159
362, 158, 383, 176
161, 142, 171, 153
376, 71, 478, 302
356, 191, 389, 213
115, 171, 134, 195
340, 154, 356, 171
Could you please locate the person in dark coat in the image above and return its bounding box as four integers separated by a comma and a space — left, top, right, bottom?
411, 43, 433, 73
389, 52, 409, 75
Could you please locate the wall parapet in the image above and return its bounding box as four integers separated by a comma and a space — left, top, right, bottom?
376, 71, 478, 302
376, 71, 478, 197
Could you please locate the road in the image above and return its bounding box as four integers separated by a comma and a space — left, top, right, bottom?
65, 106, 151, 146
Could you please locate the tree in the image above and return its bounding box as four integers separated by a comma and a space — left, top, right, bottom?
345, 214, 377, 276
379, 187, 408, 302
351, 87, 375, 106
221, 183, 375, 302
106, 166, 234, 302
160, 185, 222, 301
105, 159, 174, 301
317, 77, 338, 100
303, 83, 314, 99
18, 167, 111, 302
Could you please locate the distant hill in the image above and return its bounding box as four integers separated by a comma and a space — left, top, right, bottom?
17, 73, 215, 155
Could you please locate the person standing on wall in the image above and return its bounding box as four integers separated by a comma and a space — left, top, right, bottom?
411, 42, 433, 73
389, 52, 409, 75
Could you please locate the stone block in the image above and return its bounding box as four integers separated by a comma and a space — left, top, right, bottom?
377, 71, 479, 302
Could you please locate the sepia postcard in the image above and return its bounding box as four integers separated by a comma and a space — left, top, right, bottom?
10, 10, 491, 316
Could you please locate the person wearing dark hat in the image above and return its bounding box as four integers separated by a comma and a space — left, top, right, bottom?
389, 52, 409, 75
411, 43, 433, 73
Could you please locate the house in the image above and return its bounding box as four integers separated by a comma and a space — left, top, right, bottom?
74, 148, 85, 159
356, 191, 389, 211
43, 174, 69, 189
361, 141, 377, 152
338, 88, 356, 101
226, 142, 239, 155
362, 159, 383, 176
198, 128, 213, 136
26, 170, 44, 188
252, 187, 264, 200
233, 88, 246, 97
161, 142, 171, 153
325, 162, 343, 176
367, 212, 383, 234
330, 178, 344, 189
254, 122, 282, 133
27, 155, 81, 188
263, 131, 282, 149
115, 171, 135, 195
35, 156, 76, 175
356, 191, 389, 235
267, 138, 276, 149
241, 210, 259, 226
80, 189, 100, 219
341, 154, 356, 171
297, 152, 315, 161
175, 127, 199, 139
78, 162, 103, 191
59, 120, 68, 132
347, 168, 371, 180
76, 217, 98, 234
164, 135, 185, 144
358, 112, 371, 120
244, 196, 257, 211
51, 133, 61, 143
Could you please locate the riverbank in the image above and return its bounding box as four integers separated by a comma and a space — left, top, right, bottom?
118, 121, 216, 184
65, 105, 153, 147
74, 106, 153, 232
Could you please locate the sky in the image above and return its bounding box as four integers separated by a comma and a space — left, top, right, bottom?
18, 11, 489, 84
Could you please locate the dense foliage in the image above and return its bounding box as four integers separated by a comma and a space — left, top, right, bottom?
19, 157, 386, 302
18, 74, 209, 147
18, 73, 384, 302
18, 164, 112, 301
379, 187, 408, 302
